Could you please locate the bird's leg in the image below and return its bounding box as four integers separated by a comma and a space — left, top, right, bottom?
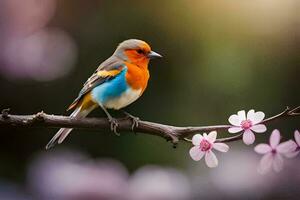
99, 104, 119, 135
122, 110, 139, 131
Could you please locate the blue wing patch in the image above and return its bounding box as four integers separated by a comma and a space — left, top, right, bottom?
91, 68, 128, 104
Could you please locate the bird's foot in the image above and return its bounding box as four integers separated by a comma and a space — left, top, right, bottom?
108, 117, 119, 135
123, 111, 139, 131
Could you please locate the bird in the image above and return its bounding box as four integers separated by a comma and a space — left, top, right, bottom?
45, 39, 162, 149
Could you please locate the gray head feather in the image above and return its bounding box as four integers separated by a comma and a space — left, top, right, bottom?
113, 39, 149, 60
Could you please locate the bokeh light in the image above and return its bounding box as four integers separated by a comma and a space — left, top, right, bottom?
0, 0, 77, 81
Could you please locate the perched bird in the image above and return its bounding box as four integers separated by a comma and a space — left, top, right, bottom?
46, 39, 162, 149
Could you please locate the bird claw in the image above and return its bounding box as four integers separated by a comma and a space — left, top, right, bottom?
129, 116, 139, 131
123, 112, 139, 131
108, 117, 119, 135
130, 116, 139, 131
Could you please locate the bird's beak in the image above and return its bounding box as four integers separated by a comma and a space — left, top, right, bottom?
147, 51, 162, 59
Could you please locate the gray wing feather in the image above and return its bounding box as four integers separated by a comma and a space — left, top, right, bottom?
67, 56, 125, 110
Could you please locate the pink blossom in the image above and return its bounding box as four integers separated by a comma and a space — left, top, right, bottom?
254, 129, 297, 174
228, 110, 267, 145
189, 131, 229, 168
285, 130, 300, 158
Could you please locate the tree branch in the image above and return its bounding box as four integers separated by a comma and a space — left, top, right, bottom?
0, 106, 299, 146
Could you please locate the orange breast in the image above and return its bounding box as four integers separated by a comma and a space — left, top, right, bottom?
125, 62, 150, 93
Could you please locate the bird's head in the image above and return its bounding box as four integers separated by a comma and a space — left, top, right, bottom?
113, 39, 162, 67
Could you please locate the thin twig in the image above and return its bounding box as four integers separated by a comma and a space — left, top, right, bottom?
0, 106, 299, 145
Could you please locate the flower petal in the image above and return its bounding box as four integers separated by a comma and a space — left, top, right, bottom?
252, 111, 265, 124
251, 124, 267, 133
270, 129, 281, 148
295, 130, 300, 146
254, 144, 272, 154
205, 151, 218, 168
228, 114, 241, 126
237, 110, 246, 121
272, 154, 283, 172
206, 131, 217, 143
192, 134, 203, 146
247, 109, 255, 121
228, 127, 243, 133
285, 150, 300, 158
189, 146, 205, 161
243, 129, 255, 145
258, 153, 273, 174
276, 140, 297, 154
213, 143, 229, 152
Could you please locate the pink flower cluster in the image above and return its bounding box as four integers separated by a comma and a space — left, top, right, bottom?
189, 108, 299, 173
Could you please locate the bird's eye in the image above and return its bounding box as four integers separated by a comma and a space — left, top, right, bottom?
136, 49, 144, 54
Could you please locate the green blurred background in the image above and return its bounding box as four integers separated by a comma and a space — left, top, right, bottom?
0, 0, 299, 199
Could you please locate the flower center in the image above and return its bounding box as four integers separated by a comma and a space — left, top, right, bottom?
199, 139, 212, 151
241, 119, 252, 130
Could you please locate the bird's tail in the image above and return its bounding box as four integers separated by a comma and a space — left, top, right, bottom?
45, 107, 90, 150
